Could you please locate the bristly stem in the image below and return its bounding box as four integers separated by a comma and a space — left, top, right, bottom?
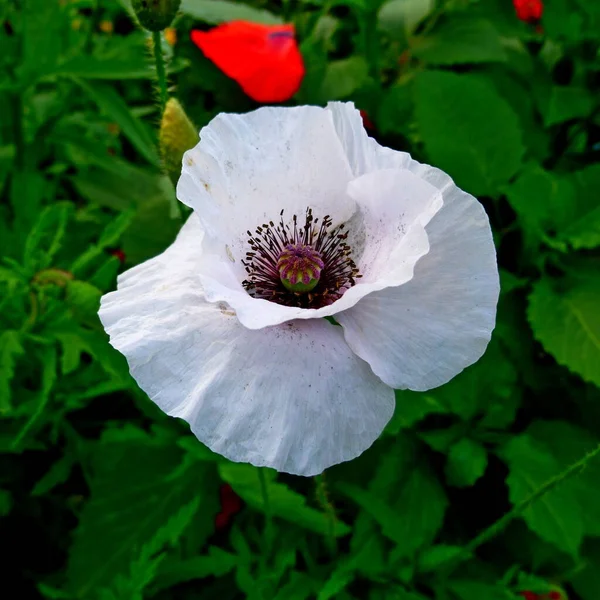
439, 442, 600, 577
152, 30, 168, 113
315, 473, 337, 556
257, 469, 274, 563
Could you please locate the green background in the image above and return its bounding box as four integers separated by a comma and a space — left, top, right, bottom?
1, 0, 600, 598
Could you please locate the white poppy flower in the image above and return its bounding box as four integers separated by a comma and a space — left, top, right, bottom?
99, 102, 499, 477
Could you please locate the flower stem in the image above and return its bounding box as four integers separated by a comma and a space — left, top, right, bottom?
152, 30, 168, 113
257, 468, 273, 562
440, 442, 600, 576
315, 473, 337, 556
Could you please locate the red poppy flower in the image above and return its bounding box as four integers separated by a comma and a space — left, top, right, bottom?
110, 249, 126, 264
513, 0, 543, 23
214, 483, 243, 530
191, 21, 305, 103
359, 109, 375, 131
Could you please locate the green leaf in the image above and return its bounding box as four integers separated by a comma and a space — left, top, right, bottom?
319, 57, 370, 101
339, 458, 447, 555
505, 165, 576, 251
528, 277, 600, 387
415, 70, 524, 197
544, 86, 594, 127
73, 79, 159, 166
70, 209, 135, 276
219, 463, 350, 537
528, 420, 600, 536
23, 201, 72, 273
65, 280, 102, 322
152, 546, 238, 593
378, 0, 434, 37
449, 581, 514, 600
181, 0, 282, 24
571, 540, 600, 600
501, 434, 584, 557
66, 429, 218, 597
0, 330, 24, 413
411, 17, 506, 65
417, 545, 464, 573
445, 438, 488, 488
563, 165, 600, 250
0, 488, 12, 516
31, 454, 74, 496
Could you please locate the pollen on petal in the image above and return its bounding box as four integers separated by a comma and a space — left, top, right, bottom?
191, 21, 305, 103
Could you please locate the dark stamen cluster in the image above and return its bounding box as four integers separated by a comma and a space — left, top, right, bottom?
242, 208, 361, 308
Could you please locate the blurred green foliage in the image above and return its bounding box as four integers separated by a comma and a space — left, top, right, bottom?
1, 0, 600, 598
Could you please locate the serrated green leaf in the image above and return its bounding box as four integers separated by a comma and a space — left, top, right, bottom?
152, 546, 238, 593
0, 330, 25, 413
445, 438, 488, 488
23, 202, 72, 273
502, 434, 584, 557
219, 464, 350, 537
11, 345, 58, 450
70, 209, 135, 276
415, 70, 524, 197
66, 429, 218, 598
528, 420, 600, 536
181, 0, 282, 24
339, 457, 447, 555
411, 17, 506, 65
73, 79, 159, 166
571, 540, 600, 600
528, 277, 600, 387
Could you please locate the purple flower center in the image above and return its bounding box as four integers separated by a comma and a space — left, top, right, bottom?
242, 208, 361, 308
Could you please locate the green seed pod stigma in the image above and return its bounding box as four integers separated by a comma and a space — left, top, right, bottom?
131, 0, 181, 32
277, 243, 324, 294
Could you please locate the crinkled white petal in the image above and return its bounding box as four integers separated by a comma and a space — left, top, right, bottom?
99, 215, 395, 476
337, 168, 499, 391
177, 105, 356, 243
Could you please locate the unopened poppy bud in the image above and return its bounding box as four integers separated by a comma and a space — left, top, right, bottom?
131, 0, 181, 32
159, 98, 198, 184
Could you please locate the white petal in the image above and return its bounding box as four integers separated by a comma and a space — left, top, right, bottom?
177, 105, 355, 244
99, 216, 394, 476
337, 171, 499, 391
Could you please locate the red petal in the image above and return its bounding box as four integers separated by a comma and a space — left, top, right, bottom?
219, 483, 243, 515
191, 21, 305, 103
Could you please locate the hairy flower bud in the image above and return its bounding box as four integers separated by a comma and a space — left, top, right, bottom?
131, 0, 181, 32
159, 98, 198, 185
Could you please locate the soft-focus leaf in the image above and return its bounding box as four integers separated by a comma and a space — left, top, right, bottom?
528, 277, 600, 387
415, 70, 524, 196
73, 79, 159, 166
411, 18, 506, 65
66, 429, 218, 597
449, 581, 514, 600
181, 0, 282, 24
445, 438, 488, 488
0, 330, 25, 413
544, 86, 594, 127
